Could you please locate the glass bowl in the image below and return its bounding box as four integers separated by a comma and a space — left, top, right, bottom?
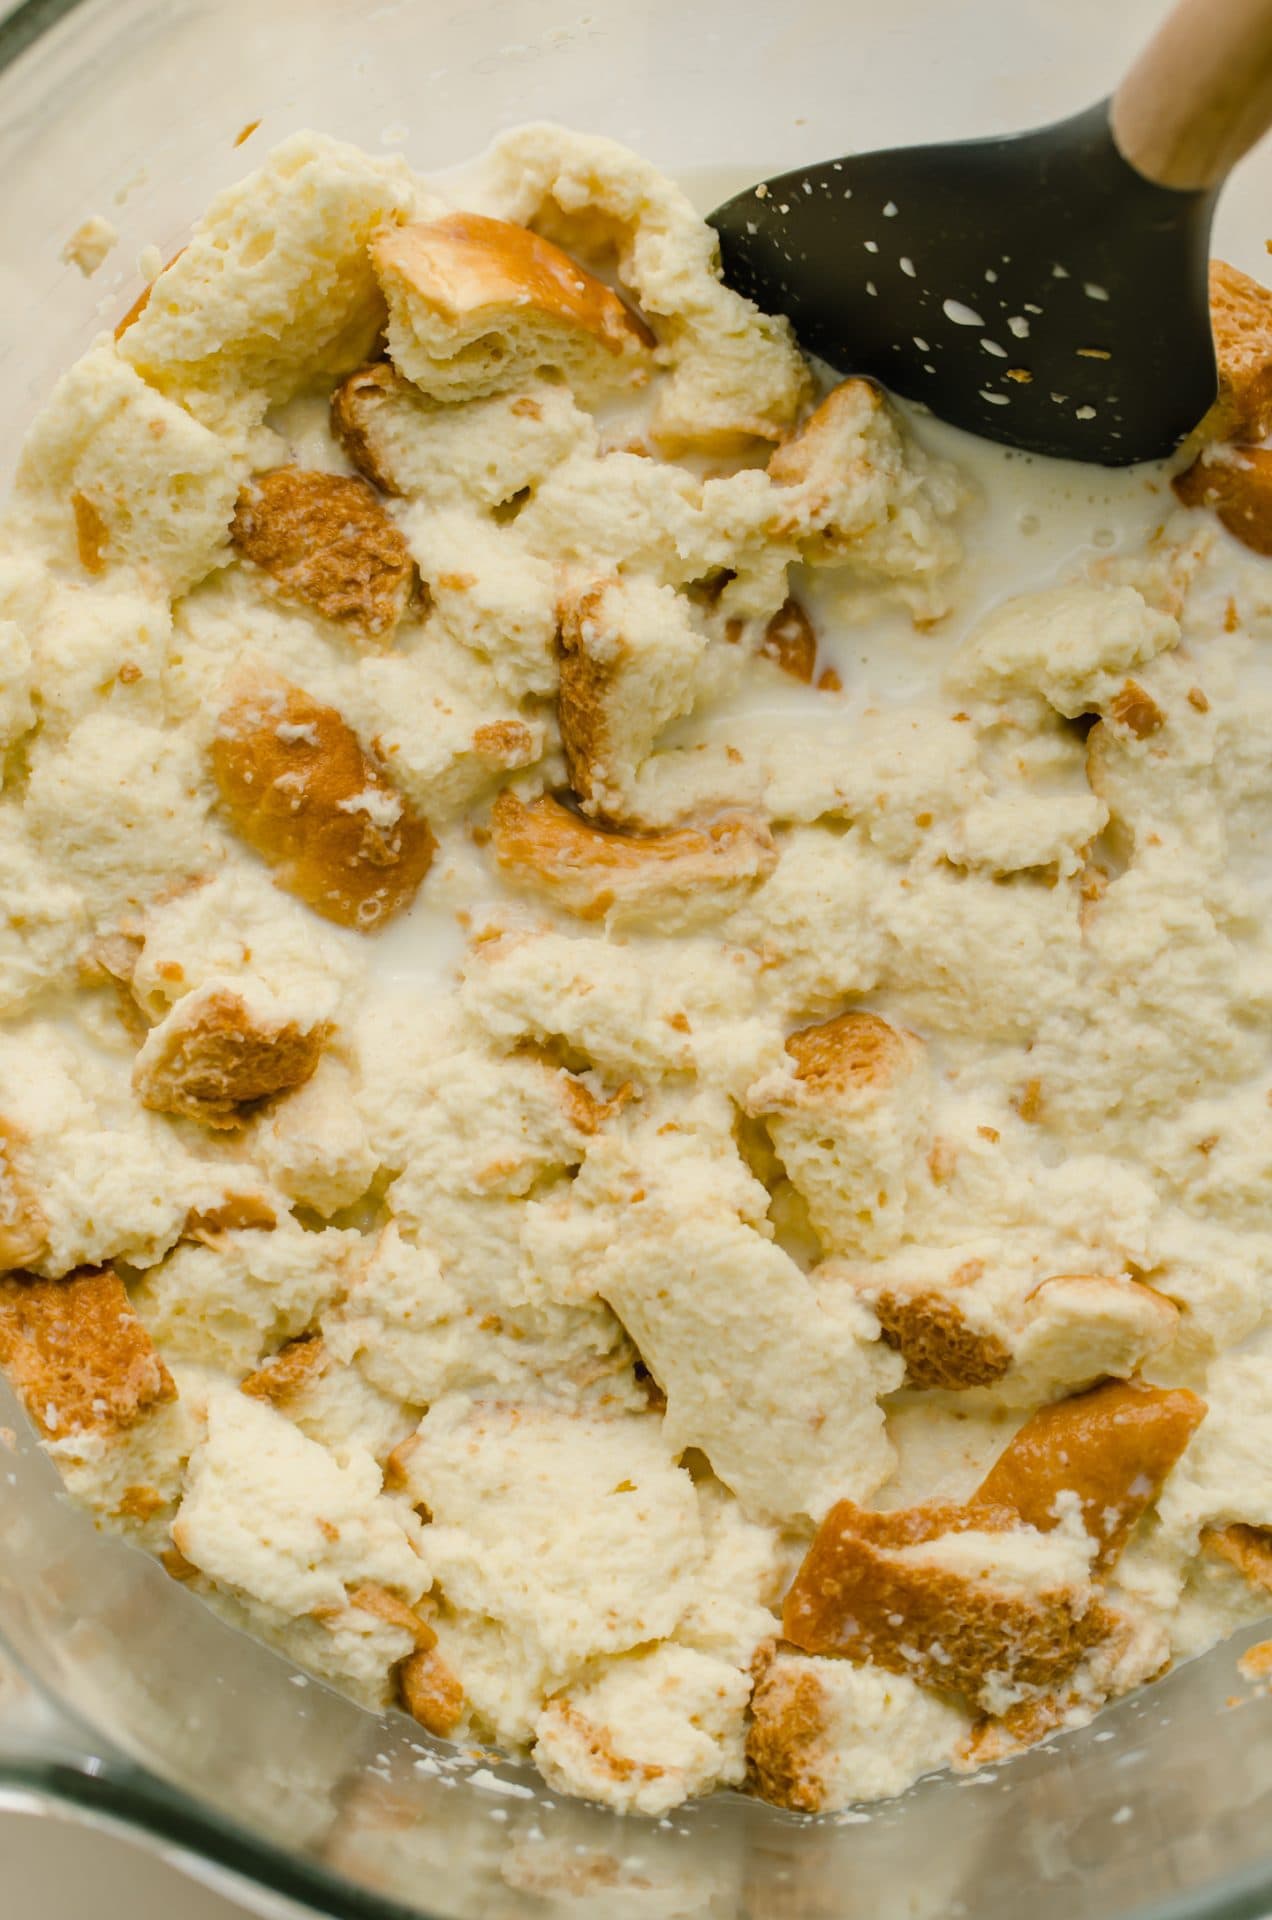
3, 1, 1272, 1915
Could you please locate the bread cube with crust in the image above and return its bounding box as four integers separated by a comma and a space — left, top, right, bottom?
118, 131, 425, 436
0, 1265, 175, 1443
782, 1379, 1204, 1714
747, 1011, 933, 1259
331, 365, 590, 508
843, 1267, 1178, 1400
11, 340, 242, 597
766, 380, 962, 612
131, 1219, 360, 1375
481, 123, 813, 451
132, 982, 331, 1129
1199, 259, 1272, 443
533, 1644, 750, 1816
557, 575, 713, 824
0, 1265, 196, 1548
230, 468, 417, 643
210, 668, 435, 931
489, 790, 775, 930
0, 1021, 271, 1279
373, 212, 655, 404
1173, 446, 1272, 557
747, 1649, 966, 1812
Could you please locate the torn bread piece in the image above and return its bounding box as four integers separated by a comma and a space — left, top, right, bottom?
533, 1644, 751, 1817
872, 1283, 1012, 1392
481, 123, 813, 451
23, 713, 221, 927
1173, 447, 1272, 557
852, 1270, 1179, 1400
132, 982, 331, 1129
399, 1397, 703, 1741
0, 1022, 273, 1279
746, 1648, 967, 1812
1198, 258, 1272, 444
995, 1275, 1180, 1408
10, 339, 242, 597
489, 790, 776, 930
557, 574, 713, 824
948, 582, 1178, 716
255, 1056, 378, 1216
172, 1386, 430, 1707
241, 1336, 416, 1469
748, 1011, 932, 1259
0, 1265, 194, 1550
533, 1098, 901, 1521
132, 1220, 359, 1375
975, 1377, 1207, 1570
766, 380, 962, 613
330, 1214, 642, 1416
460, 922, 777, 1090
394, 506, 559, 700
0, 1266, 175, 1442
117, 131, 425, 437
782, 1379, 1204, 1712
127, 864, 360, 1029
230, 468, 417, 642
782, 1498, 1112, 1710
373, 212, 655, 404
210, 669, 435, 930
331, 364, 590, 507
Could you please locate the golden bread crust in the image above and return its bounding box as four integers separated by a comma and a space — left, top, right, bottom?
397, 1645, 465, 1735
1173, 447, 1272, 556
784, 1009, 920, 1093
760, 598, 816, 682
230, 466, 417, 641
240, 1333, 330, 1406
1204, 259, 1272, 443
374, 212, 655, 360
874, 1287, 1011, 1391
489, 790, 775, 920
976, 1377, 1206, 1570
329, 363, 408, 496
133, 988, 330, 1128
210, 670, 436, 930
745, 1655, 833, 1812
0, 1266, 176, 1440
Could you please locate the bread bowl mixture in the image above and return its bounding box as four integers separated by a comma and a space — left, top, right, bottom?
3, 126, 1272, 1817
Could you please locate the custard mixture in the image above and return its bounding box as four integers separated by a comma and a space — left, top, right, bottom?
3, 127, 1272, 1817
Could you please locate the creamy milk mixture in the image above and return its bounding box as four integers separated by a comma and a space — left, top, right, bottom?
2, 124, 1272, 1820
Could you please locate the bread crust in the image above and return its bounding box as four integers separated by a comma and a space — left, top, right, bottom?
210, 670, 435, 930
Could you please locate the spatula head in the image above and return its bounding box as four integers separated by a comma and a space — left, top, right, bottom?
710, 102, 1218, 465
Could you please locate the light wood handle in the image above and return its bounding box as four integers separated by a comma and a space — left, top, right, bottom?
1112, 0, 1272, 189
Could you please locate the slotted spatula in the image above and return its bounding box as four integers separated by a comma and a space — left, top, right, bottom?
709, 0, 1272, 464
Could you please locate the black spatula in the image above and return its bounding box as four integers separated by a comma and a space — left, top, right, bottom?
709, 0, 1272, 464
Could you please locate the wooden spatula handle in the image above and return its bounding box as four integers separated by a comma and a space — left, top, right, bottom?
1112, 0, 1272, 189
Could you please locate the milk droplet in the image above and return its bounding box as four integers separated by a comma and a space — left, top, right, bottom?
944, 299, 984, 326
